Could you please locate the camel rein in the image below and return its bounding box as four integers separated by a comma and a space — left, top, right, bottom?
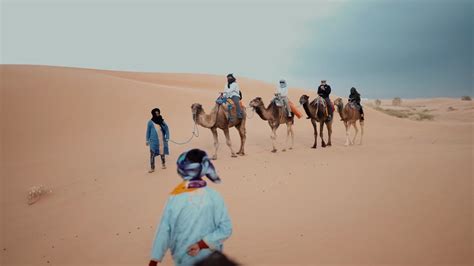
246, 107, 255, 119
168, 113, 200, 145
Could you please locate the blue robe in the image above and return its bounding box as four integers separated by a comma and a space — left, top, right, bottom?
150, 187, 232, 266
146, 120, 170, 155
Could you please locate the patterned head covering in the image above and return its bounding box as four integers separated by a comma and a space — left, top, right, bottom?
177, 149, 221, 183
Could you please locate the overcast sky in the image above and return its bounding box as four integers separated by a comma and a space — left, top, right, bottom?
2, 0, 472, 98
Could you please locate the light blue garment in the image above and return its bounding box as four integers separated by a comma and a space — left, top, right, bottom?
151, 187, 232, 266
146, 120, 170, 155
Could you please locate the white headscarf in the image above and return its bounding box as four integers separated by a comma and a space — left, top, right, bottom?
277, 79, 288, 96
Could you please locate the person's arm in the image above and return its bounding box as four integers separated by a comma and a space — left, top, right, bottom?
202, 194, 232, 249
187, 194, 232, 257
326, 85, 332, 96
150, 199, 173, 263
146, 121, 151, 145
229, 83, 240, 97
222, 85, 230, 98
163, 122, 170, 142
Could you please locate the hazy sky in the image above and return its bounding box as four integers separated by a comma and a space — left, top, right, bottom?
2, 0, 472, 98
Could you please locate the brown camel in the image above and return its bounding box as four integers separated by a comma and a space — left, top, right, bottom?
191, 103, 246, 160
334, 97, 364, 146
249, 97, 294, 153
299, 95, 333, 148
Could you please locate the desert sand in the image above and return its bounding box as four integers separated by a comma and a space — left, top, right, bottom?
1, 65, 472, 266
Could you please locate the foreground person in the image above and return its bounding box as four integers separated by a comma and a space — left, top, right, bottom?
149, 149, 232, 266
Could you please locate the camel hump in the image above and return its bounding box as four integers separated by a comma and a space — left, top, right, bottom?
310, 97, 325, 107
220, 99, 245, 122
348, 102, 360, 110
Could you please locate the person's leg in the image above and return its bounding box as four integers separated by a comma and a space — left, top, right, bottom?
359, 104, 365, 120
283, 97, 291, 117
231, 96, 243, 119
149, 150, 156, 173
227, 104, 233, 121
160, 155, 166, 169
325, 97, 333, 121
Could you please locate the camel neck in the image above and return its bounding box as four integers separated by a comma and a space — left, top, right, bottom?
255, 105, 270, 121
302, 102, 313, 119
336, 103, 345, 121
197, 106, 218, 128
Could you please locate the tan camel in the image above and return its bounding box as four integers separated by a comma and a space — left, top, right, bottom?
299, 95, 333, 148
249, 97, 294, 153
191, 103, 246, 160
334, 97, 364, 146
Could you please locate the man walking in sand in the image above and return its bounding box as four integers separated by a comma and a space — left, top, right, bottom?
146, 108, 170, 173
148, 149, 232, 266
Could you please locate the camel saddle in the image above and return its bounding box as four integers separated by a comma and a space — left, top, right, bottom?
310, 97, 329, 116
348, 102, 361, 111
216, 96, 243, 121
272, 95, 285, 107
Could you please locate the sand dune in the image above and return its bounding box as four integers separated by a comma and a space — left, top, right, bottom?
370, 98, 474, 123
1, 65, 472, 265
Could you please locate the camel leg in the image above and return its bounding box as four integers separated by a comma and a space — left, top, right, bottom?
282, 124, 291, 152
352, 122, 359, 145
311, 119, 318, 149
289, 123, 294, 150
223, 128, 237, 157
235, 123, 246, 155
344, 122, 350, 146
320, 121, 326, 147
271, 127, 278, 153
211, 128, 219, 160
327, 121, 332, 146
359, 120, 364, 145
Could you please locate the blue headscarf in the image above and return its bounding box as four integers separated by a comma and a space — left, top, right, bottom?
177, 149, 221, 183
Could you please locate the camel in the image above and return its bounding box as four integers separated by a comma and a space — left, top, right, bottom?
334, 97, 364, 146
191, 103, 246, 160
249, 97, 294, 153
299, 95, 333, 148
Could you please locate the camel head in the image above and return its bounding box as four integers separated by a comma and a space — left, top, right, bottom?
299, 94, 310, 105
249, 97, 264, 110
191, 103, 203, 121
333, 97, 344, 108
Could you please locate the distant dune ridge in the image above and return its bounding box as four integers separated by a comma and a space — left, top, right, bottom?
1, 65, 473, 265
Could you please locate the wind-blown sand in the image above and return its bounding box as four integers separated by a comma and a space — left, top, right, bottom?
1, 65, 472, 266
